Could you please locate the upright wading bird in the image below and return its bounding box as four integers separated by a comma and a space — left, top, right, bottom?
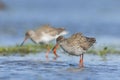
20, 25, 68, 57
52, 33, 96, 68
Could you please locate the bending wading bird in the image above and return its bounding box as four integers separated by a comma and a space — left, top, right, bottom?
20, 25, 67, 57
52, 33, 96, 68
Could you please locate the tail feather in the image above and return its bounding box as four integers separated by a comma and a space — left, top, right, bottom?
56, 28, 65, 34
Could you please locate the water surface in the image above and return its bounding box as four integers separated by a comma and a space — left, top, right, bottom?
0, 53, 119, 80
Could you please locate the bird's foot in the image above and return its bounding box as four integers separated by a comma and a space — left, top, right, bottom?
78, 64, 84, 69
53, 55, 60, 61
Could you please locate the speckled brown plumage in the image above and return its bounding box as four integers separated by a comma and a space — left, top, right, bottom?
53, 32, 96, 67
57, 32, 96, 55
35, 25, 66, 37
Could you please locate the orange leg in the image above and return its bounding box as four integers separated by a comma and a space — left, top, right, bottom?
52, 43, 59, 57
79, 54, 84, 68
45, 44, 50, 58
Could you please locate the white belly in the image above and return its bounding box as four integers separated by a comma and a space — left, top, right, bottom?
40, 34, 56, 44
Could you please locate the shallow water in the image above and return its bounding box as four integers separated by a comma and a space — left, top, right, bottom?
0, 53, 120, 80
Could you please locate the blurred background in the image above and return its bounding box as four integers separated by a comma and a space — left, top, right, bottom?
0, 0, 120, 46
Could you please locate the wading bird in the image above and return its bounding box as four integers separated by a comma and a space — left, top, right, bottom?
52, 33, 96, 68
21, 25, 67, 58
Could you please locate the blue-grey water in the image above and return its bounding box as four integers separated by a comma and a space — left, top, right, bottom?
0, 0, 120, 80
0, 53, 120, 80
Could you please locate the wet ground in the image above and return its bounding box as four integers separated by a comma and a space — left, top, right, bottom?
0, 52, 119, 80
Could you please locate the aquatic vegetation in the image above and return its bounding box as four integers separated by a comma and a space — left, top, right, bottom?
0, 44, 54, 56
0, 44, 120, 56
87, 46, 120, 55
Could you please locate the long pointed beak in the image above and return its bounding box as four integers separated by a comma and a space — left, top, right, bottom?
20, 36, 28, 46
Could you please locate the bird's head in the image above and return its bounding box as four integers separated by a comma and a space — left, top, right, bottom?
52, 36, 65, 52
20, 30, 35, 46
56, 36, 64, 44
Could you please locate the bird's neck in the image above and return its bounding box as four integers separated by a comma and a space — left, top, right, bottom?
30, 34, 40, 44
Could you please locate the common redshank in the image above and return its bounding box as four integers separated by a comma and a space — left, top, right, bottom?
52, 33, 96, 67
20, 25, 67, 57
